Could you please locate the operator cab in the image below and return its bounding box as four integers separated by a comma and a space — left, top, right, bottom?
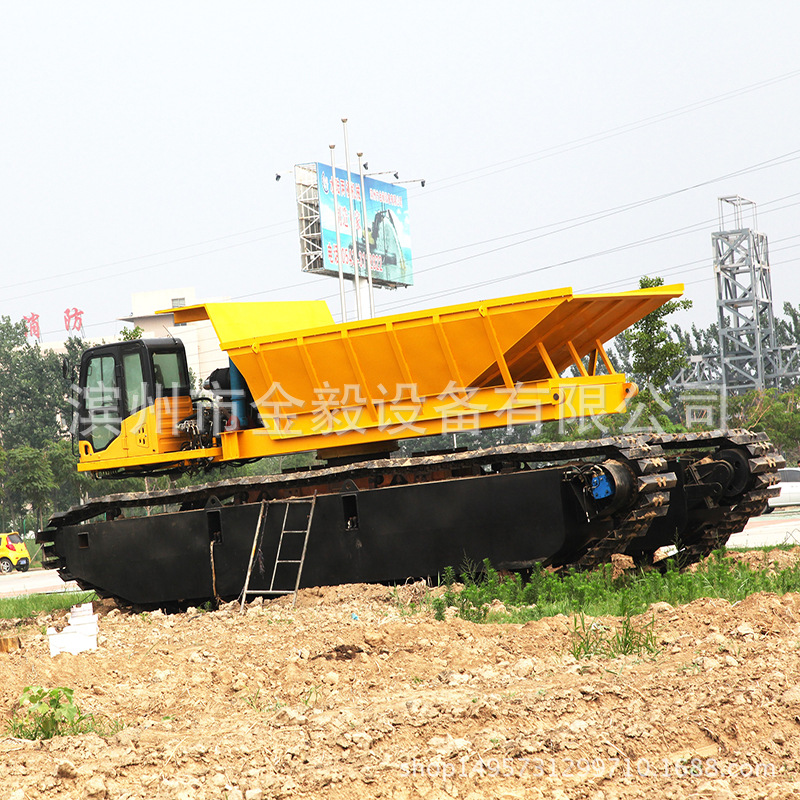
77, 339, 191, 453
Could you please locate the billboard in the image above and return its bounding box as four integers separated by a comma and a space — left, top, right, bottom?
295, 162, 413, 288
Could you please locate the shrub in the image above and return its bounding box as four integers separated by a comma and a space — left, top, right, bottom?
7, 686, 121, 739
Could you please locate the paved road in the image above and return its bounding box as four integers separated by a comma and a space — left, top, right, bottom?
0, 568, 78, 599
726, 508, 800, 549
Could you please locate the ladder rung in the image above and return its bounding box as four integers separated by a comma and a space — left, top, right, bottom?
241, 495, 317, 613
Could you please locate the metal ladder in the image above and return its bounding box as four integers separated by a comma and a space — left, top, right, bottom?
239, 496, 316, 612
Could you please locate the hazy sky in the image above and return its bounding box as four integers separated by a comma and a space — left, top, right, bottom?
2, 2, 799, 351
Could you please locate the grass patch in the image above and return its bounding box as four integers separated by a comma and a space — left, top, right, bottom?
433, 551, 800, 623
7, 686, 122, 739
569, 613, 660, 660
0, 591, 97, 621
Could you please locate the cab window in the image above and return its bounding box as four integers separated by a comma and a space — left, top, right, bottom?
152, 351, 189, 395
122, 351, 147, 414
84, 354, 120, 451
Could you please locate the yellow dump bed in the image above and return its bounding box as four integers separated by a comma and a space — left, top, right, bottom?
173, 284, 682, 402
78, 284, 685, 473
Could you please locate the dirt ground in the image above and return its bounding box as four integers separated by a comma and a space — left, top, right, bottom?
2, 551, 800, 800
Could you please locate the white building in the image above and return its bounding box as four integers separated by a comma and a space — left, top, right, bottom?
118, 287, 230, 387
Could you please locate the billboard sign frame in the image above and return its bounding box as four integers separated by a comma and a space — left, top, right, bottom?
295, 162, 413, 289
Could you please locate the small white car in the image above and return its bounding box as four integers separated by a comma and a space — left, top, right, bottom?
768, 467, 800, 509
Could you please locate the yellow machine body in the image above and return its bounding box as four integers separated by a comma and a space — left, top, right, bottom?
76, 284, 683, 473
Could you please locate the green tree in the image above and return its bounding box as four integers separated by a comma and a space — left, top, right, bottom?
0, 318, 71, 449
47, 439, 94, 513
3, 446, 56, 529
611, 276, 693, 408
58, 336, 91, 438
120, 325, 143, 341
727, 388, 800, 459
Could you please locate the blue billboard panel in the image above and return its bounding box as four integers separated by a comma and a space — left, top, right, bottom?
315, 162, 413, 288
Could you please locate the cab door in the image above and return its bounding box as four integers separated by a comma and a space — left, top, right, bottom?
79, 350, 123, 453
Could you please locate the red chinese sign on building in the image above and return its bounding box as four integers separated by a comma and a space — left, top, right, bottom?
64, 308, 84, 334
21, 309, 86, 340
23, 313, 41, 341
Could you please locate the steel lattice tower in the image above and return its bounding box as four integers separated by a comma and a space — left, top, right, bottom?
714, 196, 780, 394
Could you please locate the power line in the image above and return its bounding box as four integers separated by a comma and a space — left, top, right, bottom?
5, 228, 297, 304
12, 70, 800, 305
417, 68, 800, 194
410, 154, 800, 271
361, 196, 800, 314
0, 220, 296, 292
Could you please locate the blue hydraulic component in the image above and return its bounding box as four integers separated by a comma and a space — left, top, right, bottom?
590, 472, 614, 500
229, 359, 248, 430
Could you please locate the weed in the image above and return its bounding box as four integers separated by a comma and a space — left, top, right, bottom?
569, 613, 660, 660
302, 685, 321, 707
606, 615, 659, 658
426, 552, 800, 624
569, 615, 609, 660
244, 688, 285, 714
7, 686, 122, 740
244, 688, 262, 710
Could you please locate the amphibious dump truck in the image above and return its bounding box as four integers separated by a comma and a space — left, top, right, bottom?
37, 284, 782, 605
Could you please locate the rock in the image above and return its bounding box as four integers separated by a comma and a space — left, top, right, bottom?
362, 629, 385, 649
232, 672, 249, 691
274, 707, 308, 725
245, 790, 263, 800
488, 599, 507, 614
85, 776, 107, 798
702, 657, 721, 671
350, 731, 372, 749
323, 670, 340, 685
649, 601, 674, 614
227, 790, 245, 800
705, 632, 727, 647
693, 779, 736, 799
56, 760, 78, 779
511, 657, 535, 678
447, 671, 471, 686
780, 686, 800, 705
724, 655, 738, 667
734, 622, 755, 638
610, 553, 635, 577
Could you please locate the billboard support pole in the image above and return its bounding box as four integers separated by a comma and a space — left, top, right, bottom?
329, 145, 347, 323
342, 118, 363, 320
357, 151, 375, 317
